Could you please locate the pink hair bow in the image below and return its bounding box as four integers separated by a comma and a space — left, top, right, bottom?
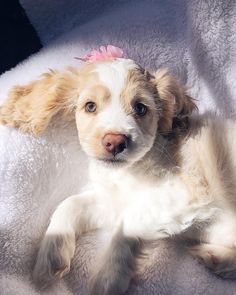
76, 45, 124, 63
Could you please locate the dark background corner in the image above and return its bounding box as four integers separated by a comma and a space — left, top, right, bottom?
0, 0, 42, 75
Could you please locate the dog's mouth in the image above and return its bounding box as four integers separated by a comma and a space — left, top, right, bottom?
97, 157, 128, 167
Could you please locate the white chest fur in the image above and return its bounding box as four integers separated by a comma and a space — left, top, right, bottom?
89, 164, 216, 240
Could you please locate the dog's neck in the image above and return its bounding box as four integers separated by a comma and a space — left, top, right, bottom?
129, 133, 182, 180
89, 131, 184, 185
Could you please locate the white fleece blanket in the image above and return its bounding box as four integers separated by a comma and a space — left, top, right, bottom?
1, 1, 236, 294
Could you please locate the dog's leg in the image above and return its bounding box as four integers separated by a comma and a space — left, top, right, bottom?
189, 212, 236, 278
89, 228, 141, 295
33, 192, 107, 288
189, 243, 236, 278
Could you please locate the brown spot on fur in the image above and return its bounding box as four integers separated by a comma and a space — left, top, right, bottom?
120, 68, 157, 112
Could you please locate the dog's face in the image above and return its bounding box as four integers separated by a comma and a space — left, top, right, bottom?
0, 58, 196, 167
76, 59, 159, 166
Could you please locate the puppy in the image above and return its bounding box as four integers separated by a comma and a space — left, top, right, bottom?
1, 58, 236, 295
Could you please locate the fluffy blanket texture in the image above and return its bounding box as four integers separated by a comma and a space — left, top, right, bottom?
1, 0, 236, 294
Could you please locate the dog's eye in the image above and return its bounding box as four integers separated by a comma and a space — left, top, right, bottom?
85, 102, 97, 113
134, 102, 147, 117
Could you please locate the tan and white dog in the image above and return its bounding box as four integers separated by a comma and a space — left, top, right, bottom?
1, 58, 236, 295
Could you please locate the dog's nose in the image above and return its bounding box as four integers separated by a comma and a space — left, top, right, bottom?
102, 133, 128, 156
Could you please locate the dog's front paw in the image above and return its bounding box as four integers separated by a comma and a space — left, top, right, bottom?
189, 243, 236, 279
33, 234, 75, 288
89, 264, 132, 295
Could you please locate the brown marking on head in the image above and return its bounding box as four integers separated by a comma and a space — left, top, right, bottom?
77, 84, 111, 112
151, 68, 197, 133
120, 68, 159, 137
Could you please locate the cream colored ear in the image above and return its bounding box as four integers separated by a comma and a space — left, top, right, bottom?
153, 69, 197, 132
0, 69, 78, 135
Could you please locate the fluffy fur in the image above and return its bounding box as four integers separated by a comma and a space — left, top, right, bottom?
1, 58, 236, 294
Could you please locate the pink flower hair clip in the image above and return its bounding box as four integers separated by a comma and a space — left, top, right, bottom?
75, 45, 124, 63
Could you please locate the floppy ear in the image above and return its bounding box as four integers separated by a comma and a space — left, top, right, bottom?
0, 69, 78, 135
153, 69, 197, 132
